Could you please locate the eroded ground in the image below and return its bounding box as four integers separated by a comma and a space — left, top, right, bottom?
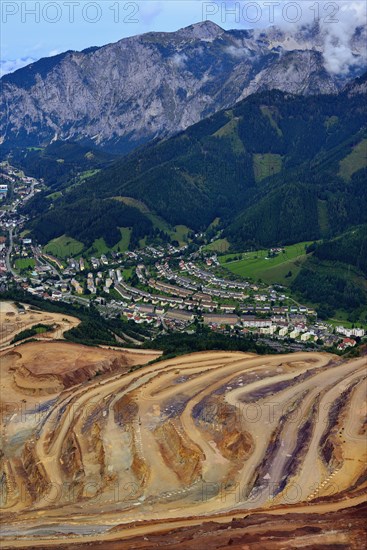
0, 342, 366, 548
0, 302, 80, 348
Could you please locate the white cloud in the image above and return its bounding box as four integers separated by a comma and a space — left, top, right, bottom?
171, 53, 188, 68
319, 2, 367, 74
206, 0, 367, 75
1, 49, 63, 77
1, 1, 365, 78
224, 45, 245, 58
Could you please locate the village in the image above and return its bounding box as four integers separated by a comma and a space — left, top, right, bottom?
0, 162, 365, 354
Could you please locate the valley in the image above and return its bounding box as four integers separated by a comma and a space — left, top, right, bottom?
11, 75, 366, 263
1, 14, 367, 549
0, 159, 365, 355
1, 73, 366, 338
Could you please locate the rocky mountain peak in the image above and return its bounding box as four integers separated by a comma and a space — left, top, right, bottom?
1, 22, 366, 154
176, 20, 225, 40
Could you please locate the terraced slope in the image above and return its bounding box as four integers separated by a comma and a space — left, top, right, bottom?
1, 346, 366, 548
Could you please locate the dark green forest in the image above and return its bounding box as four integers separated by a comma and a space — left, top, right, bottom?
292, 226, 367, 320
313, 225, 367, 276
8, 141, 113, 188
145, 326, 276, 356
25, 198, 153, 248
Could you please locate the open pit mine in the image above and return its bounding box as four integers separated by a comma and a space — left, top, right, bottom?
1, 337, 366, 548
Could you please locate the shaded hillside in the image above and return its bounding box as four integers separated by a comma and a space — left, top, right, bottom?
292, 226, 367, 320
28, 198, 153, 249
9, 141, 114, 188
313, 225, 367, 276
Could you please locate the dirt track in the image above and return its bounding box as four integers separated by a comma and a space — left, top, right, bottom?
0, 301, 80, 348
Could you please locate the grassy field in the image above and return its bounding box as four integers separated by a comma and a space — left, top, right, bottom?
78, 169, 100, 182
324, 115, 339, 130
260, 106, 283, 136
88, 237, 109, 256
114, 196, 191, 246
205, 238, 230, 253
85, 228, 132, 257
122, 267, 134, 281
114, 196, 149, 213
253, 153, 282, 182
171, 225, 190, 245
213, 116, 245, 155
114, 227, 131, 252
338, 139, 367, 181
220, 241, 312, 284
317, 199, 330, 236
208, 217, 221, 229
15, 258, 36, 272
44, 235, 84, 259
46, 191, 62, 200
327, 312, 367, 330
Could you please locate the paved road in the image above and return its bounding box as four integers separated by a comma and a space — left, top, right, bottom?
31, 243, 62, 280
5, 227, 17, 278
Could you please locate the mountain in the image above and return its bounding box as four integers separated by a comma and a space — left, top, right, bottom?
292, 225, 367, 319
9, 141, 114, 188
24, 75, 367, 250
1, 21, 366, 154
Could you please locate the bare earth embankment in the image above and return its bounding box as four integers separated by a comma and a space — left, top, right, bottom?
0, 333, 366, 548
0, 301, 80, 348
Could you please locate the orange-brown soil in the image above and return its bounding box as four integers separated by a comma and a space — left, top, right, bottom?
0, 346, 365, 549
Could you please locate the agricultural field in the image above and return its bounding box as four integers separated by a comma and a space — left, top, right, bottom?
44, 235, 84, 259
219, 241, 312, 284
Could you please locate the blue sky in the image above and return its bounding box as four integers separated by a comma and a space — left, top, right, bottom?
1, 1, 366, 75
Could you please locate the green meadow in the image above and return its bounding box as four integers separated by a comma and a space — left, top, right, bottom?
220, 241, 312, 284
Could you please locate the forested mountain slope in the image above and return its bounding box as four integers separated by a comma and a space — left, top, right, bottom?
9, 142, 114, 188
292, 225, 367, 319
24, 74, 367, 249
